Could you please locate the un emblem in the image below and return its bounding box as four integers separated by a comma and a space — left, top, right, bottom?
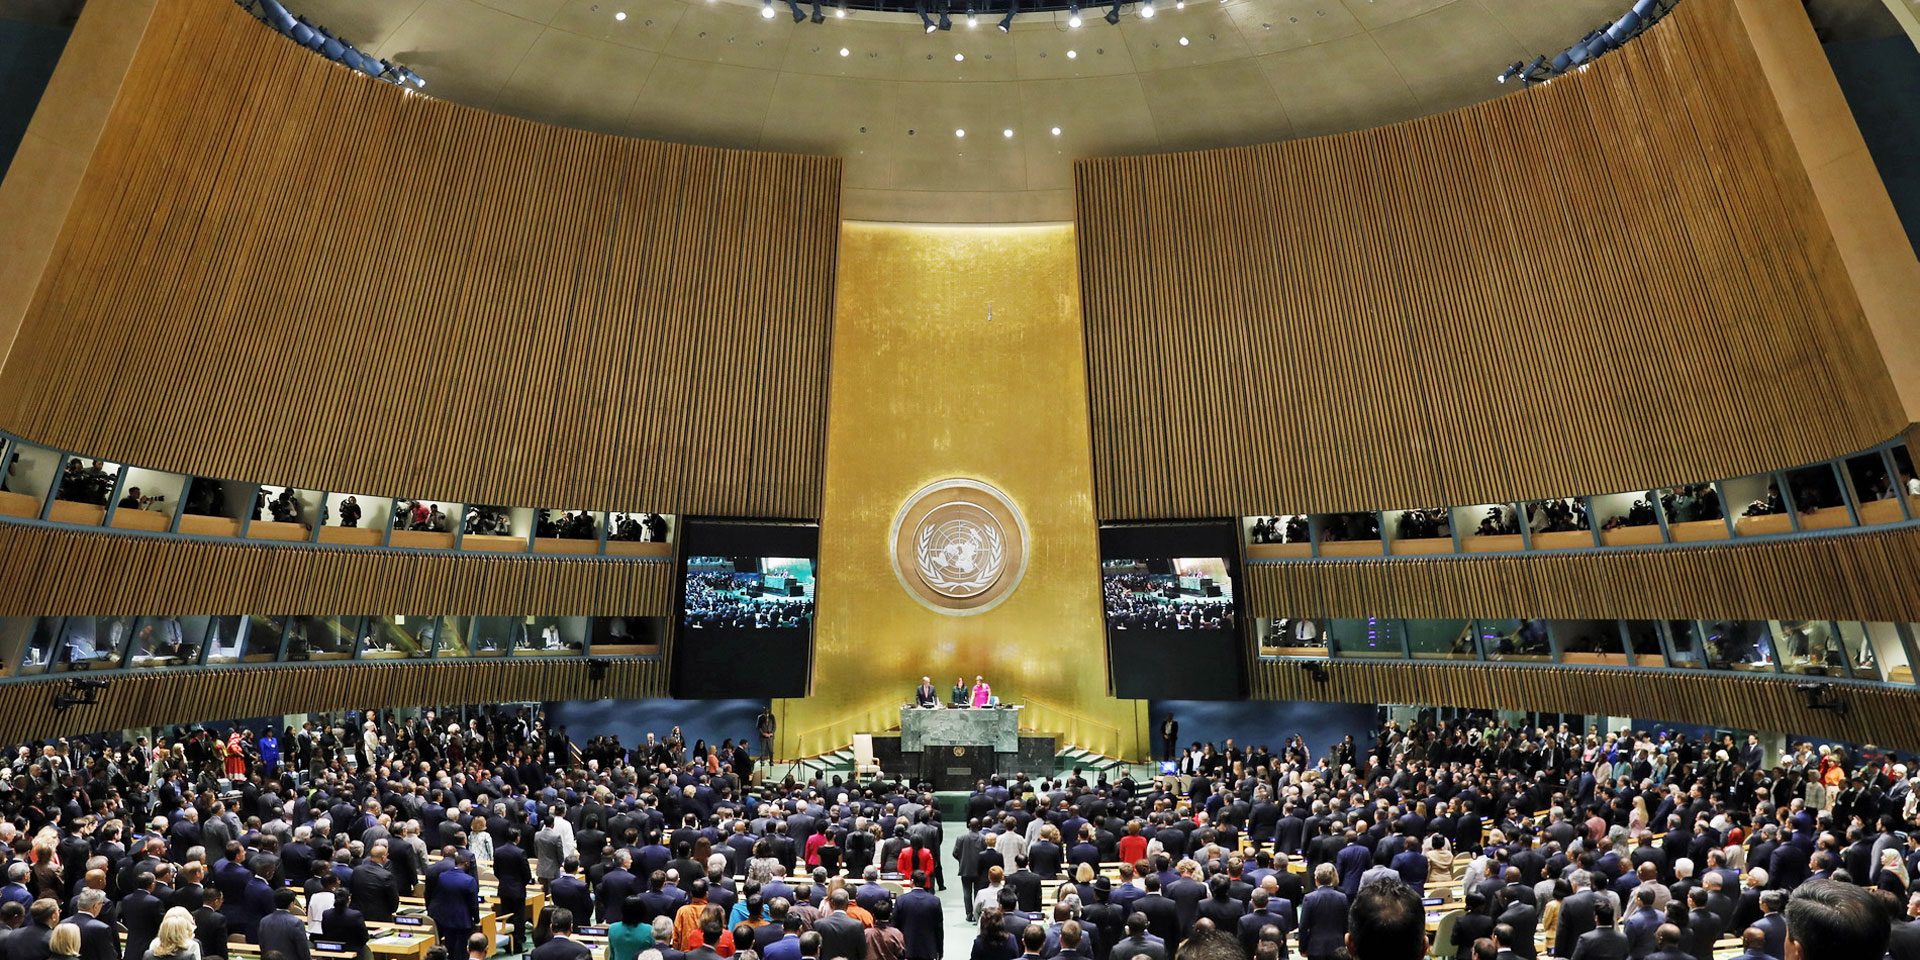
891, 479, 1027, 615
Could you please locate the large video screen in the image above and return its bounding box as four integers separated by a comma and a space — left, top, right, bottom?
683, 557, 816, 629
1102, 557, 1237, 631
1099, 523, 1248, 699
671, 519, 818, 699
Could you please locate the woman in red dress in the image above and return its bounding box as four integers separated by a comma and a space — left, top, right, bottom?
897, 837, 935, 878
224, 730, 247, 779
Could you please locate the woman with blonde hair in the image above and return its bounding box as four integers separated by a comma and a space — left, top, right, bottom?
145, 907, 201, 960
468, 816, 493, 864
1628, 795, 1649, 831
49, 923, 80, 960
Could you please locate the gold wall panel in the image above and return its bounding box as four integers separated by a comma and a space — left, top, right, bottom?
0, 658, 668, 744
0, 525, 676, 617
1074, 0, 1904, 519
1250, 659, 1920, 752
776, 223, 1144, 761
1245, 525, 1920, 623
0, 0, 840, 518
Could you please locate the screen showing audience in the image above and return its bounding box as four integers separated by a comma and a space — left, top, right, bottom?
682, 556, 816, 629
1102, 558, 1236, 631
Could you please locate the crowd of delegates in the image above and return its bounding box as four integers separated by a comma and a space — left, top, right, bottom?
950, 719, 1920, 960
1100, 578, 1234, 632
0, 707, 971, 960
682, 576, 814, 629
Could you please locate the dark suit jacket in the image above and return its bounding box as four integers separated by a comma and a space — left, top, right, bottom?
1133, 895, 1181, 948
896, 888, 944, 960
1750, 913, 1785, 960
350, 862, 400, 922
257, 910, 312, 960
1108, 936, 1167, 960
1556, 891, 1599, 958
816, 913, 868, 960
1887, 918, 1920, 960
66, 915, 117, 960
550, 876, 594, 926
1685, 909, 1724, 960
1570, 930, 1629, 960
429, 867, 481, 935
118, 891, 166, 960
320, 906, 368, 954
1298, 888, 1348, 959
7, 924, 52, 960
1453, 913, 1494, 960
530, 937, 595, 960
598, 869, 640, 924
1497, 903, 1538, 960
1007, 872, 1044, 915
1623, 908, 1661, 959
1165, 880, 1207, 935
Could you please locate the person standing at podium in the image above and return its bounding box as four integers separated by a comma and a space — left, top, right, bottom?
971, 676, 993, 708
952, 677, 969, 707
915, 678, 939, 708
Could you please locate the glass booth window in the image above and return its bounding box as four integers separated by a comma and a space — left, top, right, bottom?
284, 616, 359, 661
1622, 620, 1666, 667
517, 616, 587, 655
1479, 618, 1551, 662
321, 495, 389, 545
1844, 453, 1899, 508
1728, 472, 1789, 536
1316, 513, 1380, 543
113, 467, 187, 531
1593, 491, 1661, 545
128, 616, 206, 666
0, 441, 61, 515
18, 617, 67, 675
0, 617, 32, 678
1893, 445, 1917, 496
1524, 498, 1590, 538
58, 616, 133, 670
1261, 618, 1328, 657
197, 616, 246, 663
1248, 515, 1310, 544
1328, 618, 1402, 658
1702, 620, 1776, 672
436, 617, 471, 657
610, 512, 671, 542
54, 457, 120, 507
1553, 619, 1626, 665
390, 499, 455, 532
592, 616, 661, 655
1774, 620, 1846, 676
536, 510, 600, 541
1405, 619, 1475, 660
364, 616, 436, 658
463, 504, 514, 536
1665, 620, 1706, 668
469, 617, 520, 656
1866, 622, 1913, 684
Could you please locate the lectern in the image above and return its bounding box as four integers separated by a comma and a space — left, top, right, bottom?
899, 705, 1022, 789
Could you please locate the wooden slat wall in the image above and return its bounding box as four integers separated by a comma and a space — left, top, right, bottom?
0, 0, 841, 518
1074, 0, 1903, 519
1246, 525, 1920, 622
0, 525, 675, 616
0, 657, 668, 743
1251, 659, 1920, 751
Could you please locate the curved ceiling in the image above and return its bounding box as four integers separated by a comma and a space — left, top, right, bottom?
283, 0, 1629, 221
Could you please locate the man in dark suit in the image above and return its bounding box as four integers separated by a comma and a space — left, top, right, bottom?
1453, 892, 1495, 960
1298, 865, 1348, 960
1748, 891, 1787, 960
813, 891, 867, 960
496, 830, 535, 954
63, 891, 117, 960
350, 842, 400, 923
1644, 925, 1690, 960
1197, 875, 1247, 932
1683, 889, 1724, 960
428, 853, 481, 960
1336, 836, 1373, 900
192, 889, 229, 960
1160, 716, 1178, 762
117, 874, 166, 960
1497, 892, 1539, 960
257, 889, 312, 960
895, 873, 944, 960
550, 860, 594, 927
1165, 867, 1209, 935
1723, 929, 1770, 960
1569, 902, 1628, 960
530, 909, 593, 960
1624, 890, 1662, 960
1108, 914, 1167, 960
1237, 890, 1293, 958
597, 852, 641, 926
1006, 859, 1044, 916
14, 900, 58, 960
1131, 877, 1181, 948
915, 678, 939, 709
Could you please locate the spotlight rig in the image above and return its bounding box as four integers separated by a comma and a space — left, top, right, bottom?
1794, 682, 1848, 718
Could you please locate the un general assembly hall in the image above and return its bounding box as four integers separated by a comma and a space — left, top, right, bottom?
1, 0, 1919, 959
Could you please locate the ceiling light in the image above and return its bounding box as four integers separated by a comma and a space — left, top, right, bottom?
967, 11, 978, 26
1066, 49, 1076, 58
1104, 0, 1120, 24
1497, 61, 1522, 83
1050, 126, 1061, 135
839, 47, 850, 56
762, 0, 776, 18
1175, 0, 1184, 7
1068, 2, 1080, 26
614, 10, 626, 19
1178, 35, 1188, 44
955, 52, 965, 60
1003, 128, 1013, 137
835, 7, 845, 14
918, 0, 937, 31
998, 0, 1018, 31
810, 0, 825, 23
938, 7, 952, 29
955, 128, 966, 137
1139, 0, 1154, 18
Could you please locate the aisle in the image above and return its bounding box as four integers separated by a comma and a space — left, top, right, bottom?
939, 814, 979, 959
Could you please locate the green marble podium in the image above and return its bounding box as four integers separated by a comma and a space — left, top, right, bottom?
900, 705, 1021, 754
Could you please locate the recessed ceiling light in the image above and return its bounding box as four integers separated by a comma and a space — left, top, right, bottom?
956, 128, 966, 137
1178, 35, 1188, 44
615, 10, 626, 19
1066, 49, 1076, 58
839, 47, 850, 55
955, 52, 965, 60
836, 7, 845, 14
1003, 128, 1013, 138
1050, 126, 1061, 135
967, 12, 978, 26
1140, 0, 1154, 17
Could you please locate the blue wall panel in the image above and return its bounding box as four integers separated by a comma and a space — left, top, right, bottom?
547, 698, 770, 753
1147, 699, 1378, 762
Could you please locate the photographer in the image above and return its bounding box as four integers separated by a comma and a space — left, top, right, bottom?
118, 486, 149, 511
339, 496, 362, 528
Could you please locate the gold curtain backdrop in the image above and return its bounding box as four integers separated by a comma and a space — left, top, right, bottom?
776, 223, 1144, 761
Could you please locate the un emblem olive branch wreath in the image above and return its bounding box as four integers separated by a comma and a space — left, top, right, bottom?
916, 516, 1003, 595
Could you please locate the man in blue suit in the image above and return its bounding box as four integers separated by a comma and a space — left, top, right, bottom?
894, 872, 944, 960
598, 851, 641, 925
257, 889, 312, 960
1624, 889, 1663, 959
1336, 835, 1373, 900
429, 851, 482, 958
1299, 864, 1348, 960
1748, 890, 1788, 960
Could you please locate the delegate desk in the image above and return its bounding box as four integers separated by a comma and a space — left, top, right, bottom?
900, 704, 1023, 788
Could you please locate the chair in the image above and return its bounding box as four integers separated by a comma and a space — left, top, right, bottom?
257, 0, 297, 31
1428, 910, 1461, 960
852, 734, 880, 780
